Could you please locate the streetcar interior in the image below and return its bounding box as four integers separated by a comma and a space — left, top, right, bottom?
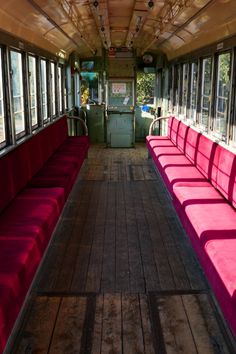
0, 0, 236, 353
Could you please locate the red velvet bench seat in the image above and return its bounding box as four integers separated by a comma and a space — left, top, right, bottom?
146, 116, 236, 337
0, 116, 89, 353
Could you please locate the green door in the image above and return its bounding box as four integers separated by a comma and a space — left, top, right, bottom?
106, 80, 135, 148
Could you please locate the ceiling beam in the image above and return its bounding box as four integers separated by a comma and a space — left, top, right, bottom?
141, 0, 195, 54
125, 7, 148, 49
27, 0, 82, 51
89, 0, 111, 49
55, 0, 97, 55
156, 0, 216, 48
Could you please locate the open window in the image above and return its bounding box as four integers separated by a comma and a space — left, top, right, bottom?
80, 72, 99, 105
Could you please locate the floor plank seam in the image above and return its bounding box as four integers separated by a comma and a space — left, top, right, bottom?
79, 295, 97, 354
148, 293, 167, 354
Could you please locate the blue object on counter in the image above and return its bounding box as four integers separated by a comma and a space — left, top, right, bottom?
141, 105, 150, 112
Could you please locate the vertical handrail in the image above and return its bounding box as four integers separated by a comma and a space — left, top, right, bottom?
67, 116, 88, 136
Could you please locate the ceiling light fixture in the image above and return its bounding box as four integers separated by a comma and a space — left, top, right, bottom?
148, 1, 154, 8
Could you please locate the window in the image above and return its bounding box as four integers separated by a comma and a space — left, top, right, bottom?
233, 77, 236, 144
10, 50, 25, 135
168, 66, 174, 113
64, 75, 68, 111
136, 72, 155, 106
173, 65, 181, 114
50, 62, 56, 116
64, 65, 71, 111
40, 59, 48, 121
58, 66, 62, 113
181, 63, 189, 117
80, 72, 99, 104
28, 56, 38, 127
0, 48, 6, 144
199, 57, 212, 128
214, 52, 231, 138
190, 62, 198, 122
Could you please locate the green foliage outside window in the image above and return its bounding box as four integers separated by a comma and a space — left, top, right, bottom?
136, 72, 155, 104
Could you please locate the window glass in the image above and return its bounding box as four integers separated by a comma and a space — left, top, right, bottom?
80, 72, 99, 104
173, 65, 180, 114
0, 48, 5, 143
181, 63, 188, 116
40, 59, 48, 121
65, 65, 70, 110
51, 62, 56, 116
10, 51, 25, 135
28, 56, 38, 127
190, 62, 198, 122
199, 57, 212, 128
64, 78, 68, 110
232, 89, 236, 144
58, 66, 62, 113
214, 52, 231, 138
168, 66, 174, 113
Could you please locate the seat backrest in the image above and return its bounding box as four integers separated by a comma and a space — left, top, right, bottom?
215, 145, 236, 209
167, 116, 175, 137
0, 155, 14, 213
0, 116, 68, 213
176, 122, 189, 153
196, 134, 219, 186
169, 117, 181, 145
185, 128, 201, 164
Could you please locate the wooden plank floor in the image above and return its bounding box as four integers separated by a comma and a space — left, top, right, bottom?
7, 144, 236, 353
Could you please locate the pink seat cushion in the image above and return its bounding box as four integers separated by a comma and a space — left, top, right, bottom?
151, 145, 182, 159
58, 136, 90, 153
204, 239, 236, 336
29, 161, 81, 196
49, 149, 86, 168
0, 238, 41, 349
0, 283, 19, 353
161, 162, 207, 192
146, 135, 175, 148
173, 184, 236, 245
0, 188, 64, 252
65, 135, 90, 146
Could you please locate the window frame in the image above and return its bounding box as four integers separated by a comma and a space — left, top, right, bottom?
212, 51, 232, 141
40, 58, 49, 123
9, 49, 26, 140
229, 48, 236, 146
64, 65, 69, 112
189, 61, 198, 123
50, 61, 56, 118
28, 54, 39, 129
0, 47, 7, 148
198, 56, 213, 131
180, 62, 189, 118
173, 64, 181, 114
58, 64, 63, 115
168, 65, 174, 113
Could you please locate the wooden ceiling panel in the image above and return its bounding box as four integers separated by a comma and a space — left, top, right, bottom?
0, 0, 236, 60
